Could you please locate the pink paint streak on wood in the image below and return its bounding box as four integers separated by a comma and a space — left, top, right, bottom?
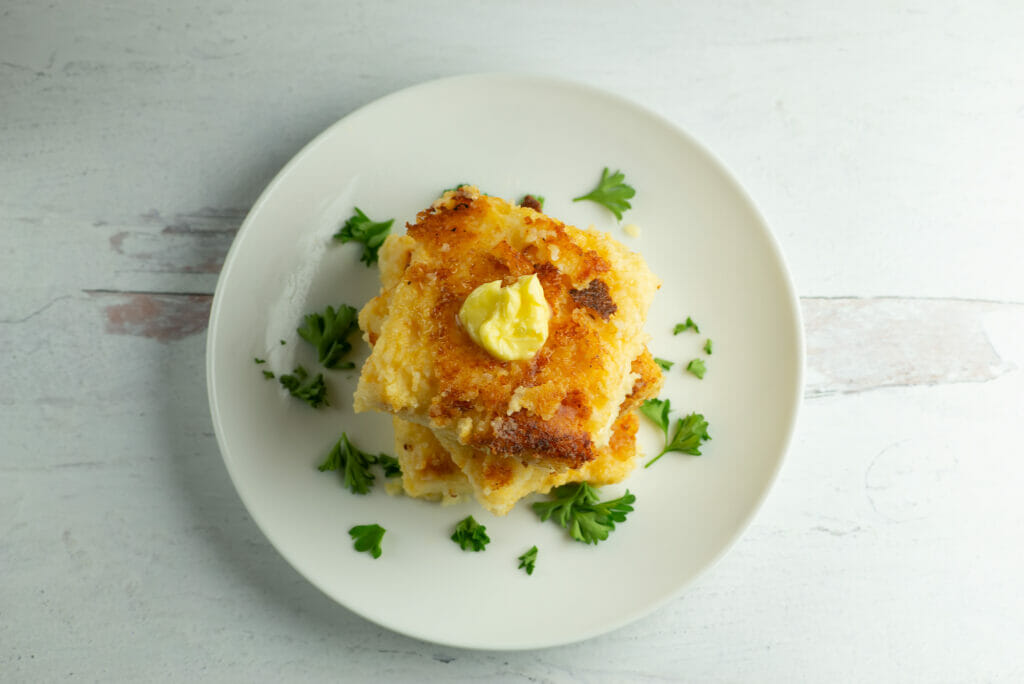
97, 292, 212, 342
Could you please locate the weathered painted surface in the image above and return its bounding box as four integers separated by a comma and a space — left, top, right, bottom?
90, 291, 212, 341
3, 2, 1024, 681
108, 208, 243, 276
802, 297, 1023, 397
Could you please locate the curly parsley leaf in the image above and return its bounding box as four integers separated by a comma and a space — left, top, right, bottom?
686, 358, 706, 379
348, 524, 385, 559
645, 413, 711, 468
573, 167, 635, 220
654, 357, 674, 372
451, 515, 490, 551
318, 433, 379, 494
639, 398, 672, 439
532, 483, 635, 545
517, 546, 538, 575
297, 304, 359, 369
704, 338, 713, 355
673, 317, 700, 335
334, 208, 394, 266
378, 454, 402, 478
279, 365, 328, 408
262, 370, 274, 380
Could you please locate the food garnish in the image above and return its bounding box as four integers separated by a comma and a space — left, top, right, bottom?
378, 454, 402, 478
639, 398, 672, 439
573, 167, 636, 220
255, 358, 273, 379
686, 358, 706, 379
451, 516, 490, 551
654, 357, 674, 372
279, 366, 328, 408
297, 304, 360, 369
334, 208, 394, 266
704, 339, 713, 355
317, 433, 379, 494
532, 483, 635, 545
673, 317, 700, 335
517, 546, 538, 575
644, 412, 711, 468
349, 524, 386, 559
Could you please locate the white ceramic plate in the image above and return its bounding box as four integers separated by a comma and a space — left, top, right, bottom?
207, 74, 803, 650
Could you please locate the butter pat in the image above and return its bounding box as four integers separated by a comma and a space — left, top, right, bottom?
458, 274, 551, 361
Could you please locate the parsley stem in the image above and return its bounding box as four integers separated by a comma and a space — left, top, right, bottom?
644, 450, 669, 468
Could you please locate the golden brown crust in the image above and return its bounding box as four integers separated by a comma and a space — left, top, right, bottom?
486, 409, 594, 468
519, 194, 543, 212
622, 350, 664, 414
395, 345, 663, 515
569, 279, 617, 320
355, 187, 659, 470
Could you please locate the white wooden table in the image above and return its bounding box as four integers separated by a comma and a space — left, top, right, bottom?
4, 2, 1023, 680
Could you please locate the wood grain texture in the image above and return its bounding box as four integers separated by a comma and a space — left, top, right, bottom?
3, 1, 1024, 681
803, 296, 1022, 397
108, 208, 243, 276
87, 290, 212, 342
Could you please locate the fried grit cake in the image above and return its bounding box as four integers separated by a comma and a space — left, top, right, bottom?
390, 419, 474, 504
393, 350, 663, 515
354, 187, 660, 471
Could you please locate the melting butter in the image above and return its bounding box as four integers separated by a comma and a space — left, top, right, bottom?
458, 274, 551, 361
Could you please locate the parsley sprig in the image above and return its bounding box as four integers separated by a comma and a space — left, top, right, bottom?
378, 454, 402, 478
318, 433, 399, 493
297, 304, 360, 369
573, 167, 635, 220
654, 357, 674, 372
517, 546, 538, 575
254, 357, 274, 378
640, 398, 711, 468
279, 366, 328, 408
686, 358, 706, 379
318, 433, 375, 494
451, 516, 490, 551
640, 396, 673, 439
532, 483, 635, 545
334, 208, 394, 266
673, 317, 700, 335
349, 524, 385, 559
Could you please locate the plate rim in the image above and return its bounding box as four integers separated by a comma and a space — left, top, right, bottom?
206, 72, 805, 650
